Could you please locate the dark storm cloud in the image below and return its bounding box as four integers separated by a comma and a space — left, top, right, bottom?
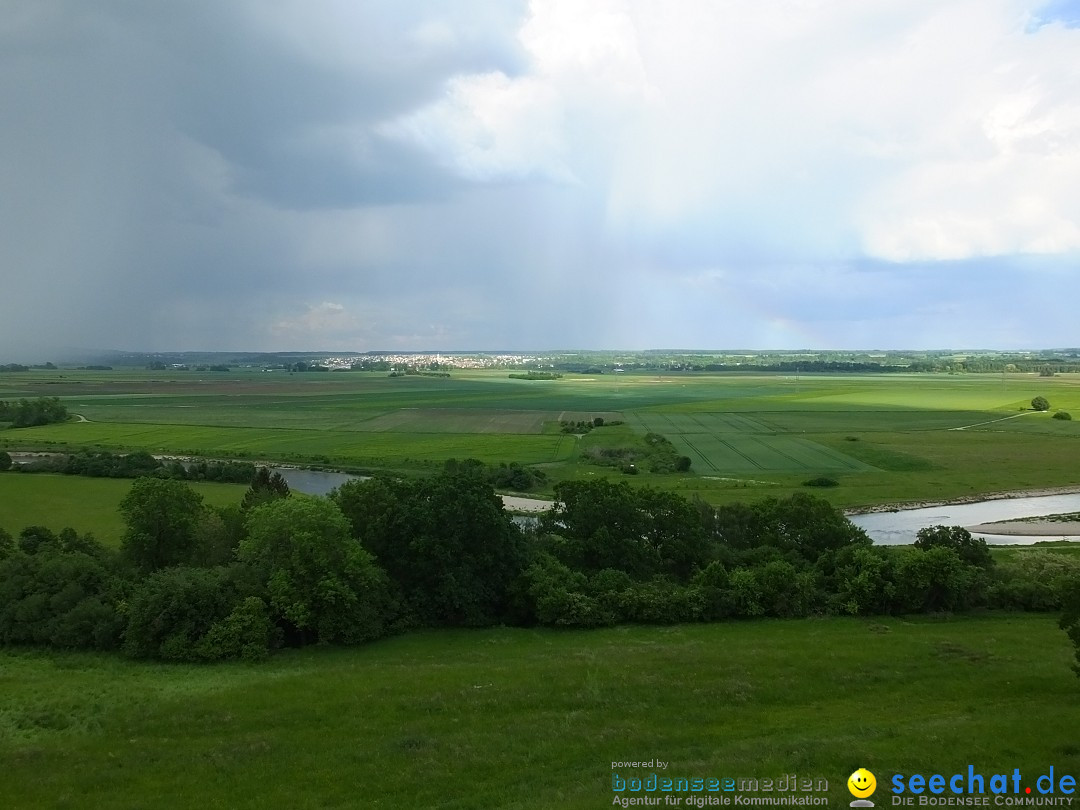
0, 1, 530, 353
19, 1, 529, 210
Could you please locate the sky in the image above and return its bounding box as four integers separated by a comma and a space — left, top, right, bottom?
2, 0, 1079, 355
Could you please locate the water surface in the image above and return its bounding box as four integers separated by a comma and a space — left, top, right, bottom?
849, 494, 1080, 545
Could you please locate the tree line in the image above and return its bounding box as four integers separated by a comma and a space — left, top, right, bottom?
0, 397, 68, 427
0, 472, 1078, 673
12, 449, 257, 483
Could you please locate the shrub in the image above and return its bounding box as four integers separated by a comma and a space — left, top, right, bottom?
891, 547, 987, 613
523, 552, 601, 627
1053, 411, 1072, 421
0, 543, 124, 650
803, 476, 839, 488
990, 551, 1080, 611
123, 566, 240, 660
832, 547, 898, 616
727, 568, 765, 617
195, 596, 279, 661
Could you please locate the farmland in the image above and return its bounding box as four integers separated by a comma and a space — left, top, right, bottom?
3, 367, 1080, 507
1, 613, 1076, 809
3, 366, 1080, 810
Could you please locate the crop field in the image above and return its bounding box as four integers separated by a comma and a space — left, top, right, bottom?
4, 368, 1080, 506
1, 613, 1077, 809
354, 407, 618, 434
628, 412, 873, 473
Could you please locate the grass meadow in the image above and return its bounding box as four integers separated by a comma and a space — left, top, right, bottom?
1, 613, 1077, 809
0, 473, 248, 543
5, 367, 1080, 508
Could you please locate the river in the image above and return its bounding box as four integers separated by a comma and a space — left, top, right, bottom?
272, 467, 361, 496
848, 493, 1080, 545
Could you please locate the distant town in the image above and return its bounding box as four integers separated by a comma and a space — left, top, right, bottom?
11, 347, 1080, 376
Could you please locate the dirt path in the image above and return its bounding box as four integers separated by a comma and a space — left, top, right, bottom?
948, 411, 1033, 431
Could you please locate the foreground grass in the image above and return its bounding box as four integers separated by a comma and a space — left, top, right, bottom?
0, 473, 248, 544
1, 614, 1077, 809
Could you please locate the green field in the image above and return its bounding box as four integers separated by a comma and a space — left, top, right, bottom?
0, 473, 248, 543
1, 613, 1076, 809
4, 368, 1080, 507
3, 421, 577, 467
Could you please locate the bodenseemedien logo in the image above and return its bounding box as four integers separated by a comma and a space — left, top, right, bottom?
849, 768, 878, 808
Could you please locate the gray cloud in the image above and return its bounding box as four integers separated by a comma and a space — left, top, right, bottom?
2, 1, 1079, 356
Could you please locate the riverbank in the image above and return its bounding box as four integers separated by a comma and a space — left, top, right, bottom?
500, 495, 553, 513
966, 519, 1080, 536
843, 484, 1080, 516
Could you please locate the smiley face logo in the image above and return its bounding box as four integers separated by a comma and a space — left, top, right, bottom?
848, 769, 877, 799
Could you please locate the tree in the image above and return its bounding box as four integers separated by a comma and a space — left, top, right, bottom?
914, 525, 993, 570
119, 478, 205, 572
1032, 396, 1050, 411
539, 480, 711, 583
241, 467, 291, 511
739, 493, 871, 566
542, 479, 654, 579
0, 397, 68, 427
193, 504, 246, 567
0, 451, 11, 471
240, 497, 391, 645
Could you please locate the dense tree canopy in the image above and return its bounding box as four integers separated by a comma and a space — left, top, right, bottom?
542, 479, 710, 581
0, 397, 68, 427
0, 527, 123, 650
333, 471, 526, 627
2, 459, 1077, 670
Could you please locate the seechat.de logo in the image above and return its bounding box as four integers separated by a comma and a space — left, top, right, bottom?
849, 768, 878, 808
